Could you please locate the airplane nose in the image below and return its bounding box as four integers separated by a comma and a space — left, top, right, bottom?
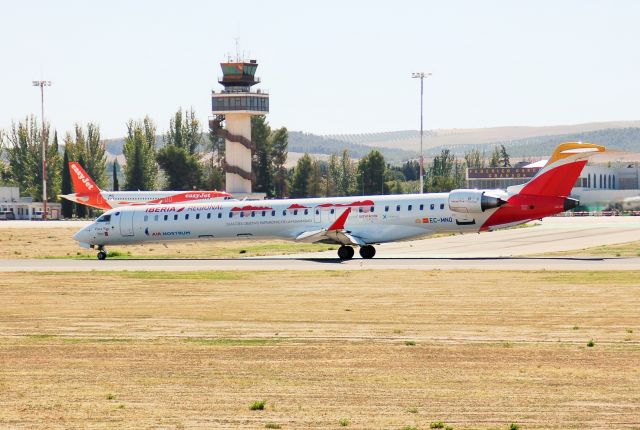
74, 228, 89, 243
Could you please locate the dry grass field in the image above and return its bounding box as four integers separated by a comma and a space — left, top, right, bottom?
0, 270, 638, 429
0, 227, 336, 259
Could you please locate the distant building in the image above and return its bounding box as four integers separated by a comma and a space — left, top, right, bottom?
466, 153, 640, 210
0, 186, 61, 220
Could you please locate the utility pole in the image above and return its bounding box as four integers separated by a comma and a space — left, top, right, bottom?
411, 72, 431, 193
32, 80, 52, 220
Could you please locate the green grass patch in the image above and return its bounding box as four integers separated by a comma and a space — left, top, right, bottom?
265, 424, 281, 429
339, 418, 350, 426
25, 334, 53, 340
249, 400, 266, 410
531, 240, 640, 258
115, 271, 248, 281
184, 337, 279, 346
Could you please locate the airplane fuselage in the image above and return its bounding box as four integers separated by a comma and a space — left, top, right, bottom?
74, 191, 541, 248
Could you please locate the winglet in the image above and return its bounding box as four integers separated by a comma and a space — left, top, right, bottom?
69, 162, 101, 194
328, 207, 351, 231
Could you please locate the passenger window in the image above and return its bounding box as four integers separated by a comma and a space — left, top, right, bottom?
229, 212, 233, 218
207, 213, 211, 219
359, 207, 363, 213
218, 212, 222, 219
185, 214, 189, 220
240, 212, 244, 218
396, 205, 400, 212
304, 209, 308, 215
144, 215, 148, 222
154, 215, 158, 222
419, 204, 424, 210
251, 211, 256, 217
330, 208, 335, 214
262, 211, 266, 217
293, 210, 298, 215
174, 214, 178, 220
164, 215, 168, 221
271, 210, 275, 216
282, 210, 286, 216
408, 205, 412, 211
370, 206, 374, 213
440, 203, 445, 210
385, 206, 389, 212
196, 213, 200, 220
315, 209, 319, 215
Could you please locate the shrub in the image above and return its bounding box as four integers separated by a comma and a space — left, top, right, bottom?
250, 400, 266, 410
106, 393, 115, 400
587, 339, 595, 347
405, 340, 416, 346
339, 418, 350, 426
407, 407, 418, 413
265, 424, 281, 429
430, 421, 445, 428
510, 423, 520, 430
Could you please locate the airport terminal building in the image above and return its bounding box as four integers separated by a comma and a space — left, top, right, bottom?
466, 154, 640, 209
0, 186, 61, 220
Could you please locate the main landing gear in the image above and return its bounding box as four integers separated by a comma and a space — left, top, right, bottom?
337, 245, 377, 260
96, 246, 107, 260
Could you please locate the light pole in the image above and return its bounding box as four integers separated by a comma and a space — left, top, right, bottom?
32, 80, 52, 220
411, 72, 431, 193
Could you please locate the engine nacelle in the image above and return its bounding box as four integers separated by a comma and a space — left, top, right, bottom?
448, 189, 508, 213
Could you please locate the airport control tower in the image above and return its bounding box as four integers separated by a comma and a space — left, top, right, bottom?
210, 58, 269, 196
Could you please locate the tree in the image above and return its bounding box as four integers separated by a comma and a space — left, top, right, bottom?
61, 146, 73, 218
499, 144, 511, 167
270, 127, 288, 198
290, 153, 313, 198
426, 149, 457, 192
123, 117, 158, 190
157, 108, 203, 190
357, 150, 387, 195
75, 153, 87, 219
156, 145, 201, 190
112, 160, 120, 191
251, 116, 273, 196
464, 149, 485, 169
338, 149, 356, 196
4, 116, 61, 201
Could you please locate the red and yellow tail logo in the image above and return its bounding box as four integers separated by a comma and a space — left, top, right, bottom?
70, 162, 100, 194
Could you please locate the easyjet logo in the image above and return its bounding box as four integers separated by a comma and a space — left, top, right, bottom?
71, 164, 95, 191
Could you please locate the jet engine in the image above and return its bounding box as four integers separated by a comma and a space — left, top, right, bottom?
448, 190, 508, 213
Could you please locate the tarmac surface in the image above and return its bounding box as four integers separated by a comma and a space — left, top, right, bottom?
1, 216, 639, 271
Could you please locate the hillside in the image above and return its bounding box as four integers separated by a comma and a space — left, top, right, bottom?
324, 120, 640, 152
426, 127, 640, 158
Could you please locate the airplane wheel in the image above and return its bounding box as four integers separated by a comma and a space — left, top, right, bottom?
337, 246, 354, 260
97, 250, 107, 260
359, 245, 376, 259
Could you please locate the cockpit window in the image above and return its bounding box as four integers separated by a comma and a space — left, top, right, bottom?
96, 214, 111, 223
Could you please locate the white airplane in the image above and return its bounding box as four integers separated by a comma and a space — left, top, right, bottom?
74, 142, 604, 260
59, 162, 233, 210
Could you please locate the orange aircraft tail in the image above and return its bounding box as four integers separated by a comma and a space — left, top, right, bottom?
69, 162, 101, 194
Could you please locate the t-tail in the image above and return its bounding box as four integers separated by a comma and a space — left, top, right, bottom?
480, 142, 605, 231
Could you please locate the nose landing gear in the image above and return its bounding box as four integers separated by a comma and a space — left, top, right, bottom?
96, 246, 107, 260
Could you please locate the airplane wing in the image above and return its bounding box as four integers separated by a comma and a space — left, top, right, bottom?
294, 207, 366, 246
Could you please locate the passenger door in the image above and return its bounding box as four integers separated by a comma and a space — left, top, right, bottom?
120, 210, 135, 237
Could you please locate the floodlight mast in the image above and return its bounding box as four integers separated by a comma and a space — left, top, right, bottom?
411, 72, 431, 194
32, 80, 52, 220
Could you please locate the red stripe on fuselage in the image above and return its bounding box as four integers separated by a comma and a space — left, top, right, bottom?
480, 194, 566, 231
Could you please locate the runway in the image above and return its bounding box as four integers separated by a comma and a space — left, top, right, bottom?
1, 216, 639, 271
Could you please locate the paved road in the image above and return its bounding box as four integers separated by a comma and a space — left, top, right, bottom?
1, 216, 639, 271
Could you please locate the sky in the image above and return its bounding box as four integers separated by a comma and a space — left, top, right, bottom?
1, 0, 640, 139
